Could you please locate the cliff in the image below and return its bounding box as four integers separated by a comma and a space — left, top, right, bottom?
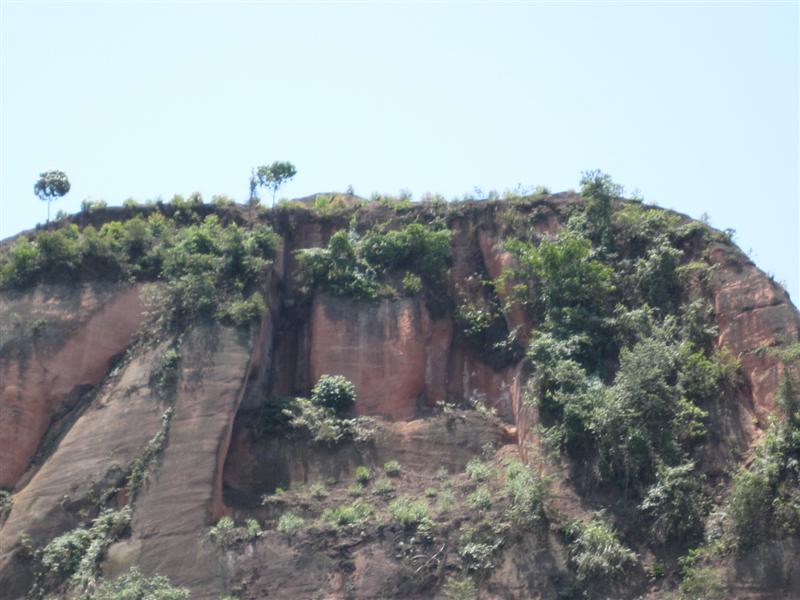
0, 189, 798, 599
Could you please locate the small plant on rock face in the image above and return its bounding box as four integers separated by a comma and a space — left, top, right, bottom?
435, 466, 449, 481
88, 566, 189, 600
277, 512, 305, 533
443, 574, 478, 600
465, 458, 491, 483
309, 483, 327, 500
347, 483, 364, 498
311, 374, 356, 415
373, 477, 395, 497
209, 517, 236, 548
322, 499, 374, 527
436, 489, 456, 513
468, 486, 492, 511
389, 497, 433, 532
355, 466, 371, 485
383, 460, 402, 477
567, 517, 636, 582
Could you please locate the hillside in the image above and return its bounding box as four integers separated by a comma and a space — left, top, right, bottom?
0, 181, 798, 600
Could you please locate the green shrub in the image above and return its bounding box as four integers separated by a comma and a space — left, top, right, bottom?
465, 459, 491, 482
388, 497, 432, 531
467, 486, 491, 511
424, 487, 438, 498
504, 459, 547, 525
373, 477, 395, 497
723, 375, 800, 550
311, 375, 356, 415
208, 517, 237, 548
436, 489, 456, 513
457, 523, 506, 574
355, 466, 371, 485
0, 238, 41, 287
41, 507, 132, 589
443, 575, 477, 600
245, 519, 262, 539
86, 567, 189, 600
402, 272, 422, 294
220, 291, 266, 326
277, 512, 305, 533
309, 483, 327, 500
322, 499, 374, 527
383, 460, 402, 477
639, 462, 708, 544
126, 408, 173, 497
81, 198, 108, 213
679, 565, 728, 599
284, 397, 374, 444
566, 517, 636, 582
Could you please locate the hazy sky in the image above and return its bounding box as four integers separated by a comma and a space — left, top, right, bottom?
1, 1, 798, 300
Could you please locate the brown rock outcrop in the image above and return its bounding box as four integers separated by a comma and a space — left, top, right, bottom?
309, 295, 438, 420
0, 283, 144, 489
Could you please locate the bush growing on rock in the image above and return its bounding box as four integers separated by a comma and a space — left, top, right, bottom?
566, 517, 636, 582
311, 374, 356, 415
86, 567, 189, 600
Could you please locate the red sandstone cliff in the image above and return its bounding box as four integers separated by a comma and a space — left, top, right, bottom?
1, 196, 798, 599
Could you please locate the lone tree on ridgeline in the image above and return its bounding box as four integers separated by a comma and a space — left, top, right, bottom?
253, 161, 297, 207
34, 170, 71, 223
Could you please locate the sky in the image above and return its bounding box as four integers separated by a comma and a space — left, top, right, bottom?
1, 1, 798, 300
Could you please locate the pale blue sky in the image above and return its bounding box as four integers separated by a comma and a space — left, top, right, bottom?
1, 1, 798, 299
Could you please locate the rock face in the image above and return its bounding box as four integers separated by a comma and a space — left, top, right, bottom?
0, 283, 144, 489
309, 295, 436, 420
1, 197, 798, 600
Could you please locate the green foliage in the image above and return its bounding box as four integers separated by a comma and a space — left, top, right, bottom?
208, 516, 260, 548
388, 497, 433, 531
401, 271, 422, 295
40, 507, 131, 590
253, 161, 297, 205
35, 170, 71, 221
283, 396, 374, 444
457, 523, 507, 574
296, 223, 451, 309
465, 458, 491, 483
127, 408, 173, 498
443, 575, 477, 600
0, 213, 278, 334
373, 477, 395, 497
383, 460, 402, 477
355, 466, 371, 485
309, 483, 327, 500
639, 462, 708, 544
579, 170, 622, 249
566, 517, 636, 582
467, 486, 491, 511
724, 375, 800, 550
84, 567, 190, 600
81, 198, 108, 213
508, 230, 615, 355
503, 459, 547, 525
208, 517, 237, 548
154, 349, 180, 397
277, 512, 305, 533
322, 499, 374, 527
679, 567, 728, 599
0, 238, 41, 287
311, 374, 356, 415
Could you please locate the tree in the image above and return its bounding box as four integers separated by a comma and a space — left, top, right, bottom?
254, 161, 297, 207
34, 170, 71, 223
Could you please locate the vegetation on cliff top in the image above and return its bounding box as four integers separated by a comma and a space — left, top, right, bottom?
4, 172, 798, 598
